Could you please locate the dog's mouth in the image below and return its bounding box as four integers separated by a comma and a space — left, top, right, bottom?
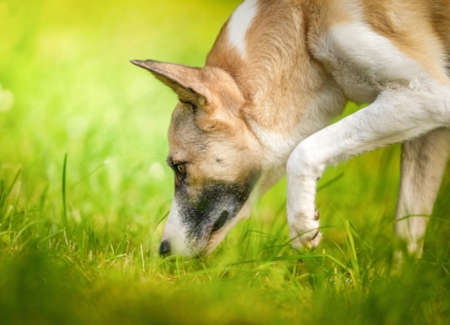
211, 210, 230, 233
197, 210, 230, 255
204, 204, 252, 255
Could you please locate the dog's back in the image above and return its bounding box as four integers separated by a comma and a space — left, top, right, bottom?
361, 0, 450, 74
432, 0, 450, 72
432, 0, 450, 48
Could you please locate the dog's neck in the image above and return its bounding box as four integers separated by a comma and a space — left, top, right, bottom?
206, 0, 345, 169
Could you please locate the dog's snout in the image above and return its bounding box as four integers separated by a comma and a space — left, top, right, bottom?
159, 240, 171, 257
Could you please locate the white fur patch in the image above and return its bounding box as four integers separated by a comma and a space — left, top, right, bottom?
330, 23, 425, 80
227, 0, 259, 57
162, 200, 190, 256
313, 22, 427, 103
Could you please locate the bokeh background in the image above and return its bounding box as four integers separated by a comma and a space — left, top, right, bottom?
1, 0, 449, 324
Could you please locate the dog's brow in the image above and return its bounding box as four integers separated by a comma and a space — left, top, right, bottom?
167, 157, 187, 167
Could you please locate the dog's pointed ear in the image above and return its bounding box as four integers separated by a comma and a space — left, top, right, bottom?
131, 59, 208, 107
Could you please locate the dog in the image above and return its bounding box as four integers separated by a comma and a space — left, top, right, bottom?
132, 0, 450, 257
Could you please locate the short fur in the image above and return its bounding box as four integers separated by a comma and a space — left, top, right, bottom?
132, 0, 450, 257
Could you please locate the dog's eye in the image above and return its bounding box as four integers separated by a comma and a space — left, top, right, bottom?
175, 163, 186, 176
180, 100, 197, 113
167, 158, 188, 182
171, 163, 187, 184
173, 163, 187, 185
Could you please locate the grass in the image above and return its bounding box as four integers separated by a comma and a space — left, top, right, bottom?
0, 0, 449, 324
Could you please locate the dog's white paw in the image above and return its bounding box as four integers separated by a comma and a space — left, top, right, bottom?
289, 211, 322, 250
290, 228, 322, 250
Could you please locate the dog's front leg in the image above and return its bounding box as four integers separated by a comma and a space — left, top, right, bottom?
287, 84, 449, 249
286, 151, 323, 249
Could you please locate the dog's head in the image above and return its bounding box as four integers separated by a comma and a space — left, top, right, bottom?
132, 60, 262, 256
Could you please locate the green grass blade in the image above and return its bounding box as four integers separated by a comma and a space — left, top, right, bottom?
345, 219, 360, 287
61, 153, 69, 230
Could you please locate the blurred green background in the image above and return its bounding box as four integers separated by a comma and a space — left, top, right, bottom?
0, 0, 449, 324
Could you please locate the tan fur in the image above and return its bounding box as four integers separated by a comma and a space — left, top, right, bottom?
178, 0, 450, 227
173, 0, 450, 164
303, 0, 450, 81
208, 0, 334, 134
432, 0, 450, 51
208, 0, 450, 136
133, 0, 450, 256
167, 67, 261, 200
362, 0, 449, 83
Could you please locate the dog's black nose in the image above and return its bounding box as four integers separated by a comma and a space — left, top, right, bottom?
159, 240, 171, 257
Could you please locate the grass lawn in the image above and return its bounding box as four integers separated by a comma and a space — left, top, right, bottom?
1, 0, 449, 324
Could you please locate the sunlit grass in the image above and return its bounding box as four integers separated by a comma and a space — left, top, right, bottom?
0, 0, 449, 324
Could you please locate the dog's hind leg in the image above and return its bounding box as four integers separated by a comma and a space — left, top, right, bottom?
395, 128, 450, 256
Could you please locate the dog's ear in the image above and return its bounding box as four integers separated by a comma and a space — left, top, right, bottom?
132, 59, 246, 133
131, 59, 208, 107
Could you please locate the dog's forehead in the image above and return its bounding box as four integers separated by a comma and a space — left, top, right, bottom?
168, 104, 207, 157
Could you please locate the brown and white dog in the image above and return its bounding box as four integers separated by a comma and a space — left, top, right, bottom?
132, 0, 450, 257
